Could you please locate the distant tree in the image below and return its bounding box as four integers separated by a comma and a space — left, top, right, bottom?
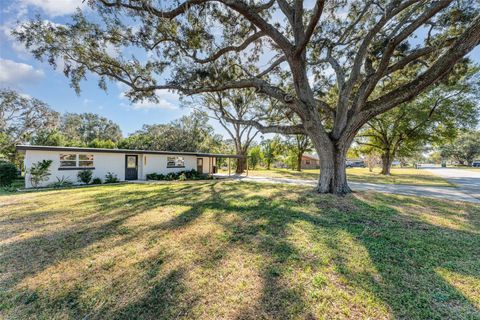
364, 153, 381, 173
61, 113, 122, 144
261, 136, 283, 170
0, 89, 58, 160
199, 90, 260, 173
440, 131, 480, 166
120, 110, 222, 152
30, 129, 68, 147
248, 145, 262, 170
356, 76, 478, 175
285, 135, 313, 171
88, 138, 117, 149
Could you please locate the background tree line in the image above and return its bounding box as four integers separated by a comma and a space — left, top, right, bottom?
0, 90, 226, 165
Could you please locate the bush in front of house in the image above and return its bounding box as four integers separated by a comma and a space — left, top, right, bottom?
29, 160, 53, 188
146, 169, 211, 181
77, 170, 93, 184
104, 172, 119, 183
91, 177, 102, 184
0, 161, 18, 186
48, 176, 73, 188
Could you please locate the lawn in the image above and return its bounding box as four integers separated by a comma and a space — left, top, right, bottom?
1, 182, 478, 319
228, 167, 454, 187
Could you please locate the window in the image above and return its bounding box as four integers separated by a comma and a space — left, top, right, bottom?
79, 154, 94, 167
305, 160, 311, 165
59, 154, 94, 168
127, 156, 137, 168
60, 154, 77, 167
167, 156, 184, 168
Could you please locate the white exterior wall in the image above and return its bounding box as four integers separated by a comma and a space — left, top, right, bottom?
23, 149, 217, 188
142, 154, 198, 177
24, 150, 128, 188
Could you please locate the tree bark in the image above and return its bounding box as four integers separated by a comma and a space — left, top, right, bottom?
296, 152, 303, 171
311, 139, 351, 194
380, 152, 393, 175
236, 157, 247, 174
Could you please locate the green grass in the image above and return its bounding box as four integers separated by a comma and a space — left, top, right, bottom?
1, 182, 478, 319
229, 167, 454, 187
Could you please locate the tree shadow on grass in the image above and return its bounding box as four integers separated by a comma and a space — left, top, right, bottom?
1, 182, 479, 319
320, 193, 480, 319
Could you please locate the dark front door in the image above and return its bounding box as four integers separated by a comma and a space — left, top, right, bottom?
197, 158, 203, 174
125, 155, 138, 180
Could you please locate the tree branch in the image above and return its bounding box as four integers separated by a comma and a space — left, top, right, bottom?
295, 0, 325, 56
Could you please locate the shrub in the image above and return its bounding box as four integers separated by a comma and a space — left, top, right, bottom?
2, 185, 17, 193
165, 172, 177, 181
77, 170, 93, 184
91, 177, 102, 184
105, 172, 119, 183
145, 170, 211, 181
146, 173, 158, 180
48, 176, 73, 188
29, 160, 53, 188
0, 161, 17, 186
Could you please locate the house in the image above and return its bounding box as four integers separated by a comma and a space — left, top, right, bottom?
17, 145, 242, 188
301, 154, 320, 169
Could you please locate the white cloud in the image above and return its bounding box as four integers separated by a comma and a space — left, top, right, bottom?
20, 0, 86, 17
0, 58, 44, 87
119, 89, 180, 111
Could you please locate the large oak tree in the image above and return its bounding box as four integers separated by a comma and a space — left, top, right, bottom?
14, 0, 480, 193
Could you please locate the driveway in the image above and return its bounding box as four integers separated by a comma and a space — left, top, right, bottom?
423, 167, 480, 200
215, 174, 480, 203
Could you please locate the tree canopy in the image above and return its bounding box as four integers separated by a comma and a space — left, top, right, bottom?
440, 130, 480, 165
0, 89, 59, 160
119, 110, 224, 152
60, 113, 123, 144
196, 89, 260, 172
13, 0, 480, 193
356, 70, 479, 174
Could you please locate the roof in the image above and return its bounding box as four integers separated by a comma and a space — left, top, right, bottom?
302, 154, 319, 160
16, 145, 244, 158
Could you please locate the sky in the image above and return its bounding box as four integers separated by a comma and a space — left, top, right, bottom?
1, 0, 479, 137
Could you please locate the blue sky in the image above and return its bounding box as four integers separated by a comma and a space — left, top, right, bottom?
1, 0, 479, 137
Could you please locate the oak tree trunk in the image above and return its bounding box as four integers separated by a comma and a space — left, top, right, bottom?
380, 152, 393, 175
296, 152, 303, 171
236, 157, 247, 174
314, 143, 350, 194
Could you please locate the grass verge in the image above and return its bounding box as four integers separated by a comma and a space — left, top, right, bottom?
228, 167, 454, 187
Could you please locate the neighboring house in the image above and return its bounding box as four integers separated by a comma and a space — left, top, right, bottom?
301, 154, 320, 169
17, 145, 241, 188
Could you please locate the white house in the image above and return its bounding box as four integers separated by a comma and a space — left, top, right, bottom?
17, 145, 242, 188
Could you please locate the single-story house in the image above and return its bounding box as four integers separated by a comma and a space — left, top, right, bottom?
301, 154, 320, 169
17, 145, 243, 188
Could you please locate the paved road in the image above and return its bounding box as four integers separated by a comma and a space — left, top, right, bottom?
216, 175, 480, 203
423, 167, 480, 200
